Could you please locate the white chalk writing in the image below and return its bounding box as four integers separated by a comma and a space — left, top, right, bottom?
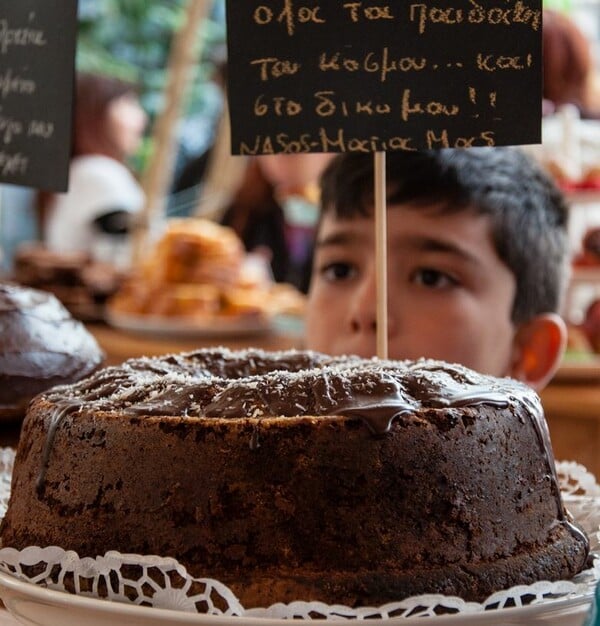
0, 68, 36, 98
0, 19, 46, 54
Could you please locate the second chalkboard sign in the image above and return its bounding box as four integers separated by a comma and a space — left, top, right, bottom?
226, 0, 542, 155
0, 0, 77, 191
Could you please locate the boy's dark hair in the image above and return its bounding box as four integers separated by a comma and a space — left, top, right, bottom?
319, 148, 569, 324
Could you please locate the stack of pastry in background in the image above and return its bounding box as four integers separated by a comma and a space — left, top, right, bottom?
108, 218, 305, 322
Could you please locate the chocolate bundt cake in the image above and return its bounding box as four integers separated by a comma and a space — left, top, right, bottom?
0, 348, 589, 608
0, 283, 104, 419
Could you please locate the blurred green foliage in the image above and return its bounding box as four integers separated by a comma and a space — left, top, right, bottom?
76, 0, 227, 172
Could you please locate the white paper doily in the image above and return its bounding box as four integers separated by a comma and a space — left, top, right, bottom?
0, 448, 598, 620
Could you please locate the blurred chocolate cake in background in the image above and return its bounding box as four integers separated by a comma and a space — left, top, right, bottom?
12, 243, 124, 321
0, 282, 104, 420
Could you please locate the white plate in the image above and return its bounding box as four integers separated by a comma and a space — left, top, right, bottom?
0, 570, 593, 626
106, 310, 273, 338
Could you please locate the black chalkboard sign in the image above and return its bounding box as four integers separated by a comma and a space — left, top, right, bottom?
0, 0, 77, 191
226, 0, 542, 154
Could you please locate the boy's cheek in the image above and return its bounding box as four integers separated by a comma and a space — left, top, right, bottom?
305, 300, 336, 349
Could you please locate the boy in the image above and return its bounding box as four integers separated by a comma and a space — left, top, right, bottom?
305, 148, 569, 391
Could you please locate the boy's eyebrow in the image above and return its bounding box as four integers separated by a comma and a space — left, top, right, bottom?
316, 231, 485, 266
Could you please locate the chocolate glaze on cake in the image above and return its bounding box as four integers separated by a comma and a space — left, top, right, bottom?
0, 283, 104, 419
0, 348, 589, 608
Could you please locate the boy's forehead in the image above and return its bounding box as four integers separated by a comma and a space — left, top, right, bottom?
316, 213, 372, 245
319, 201, 487, 235
317, 203, 499, 262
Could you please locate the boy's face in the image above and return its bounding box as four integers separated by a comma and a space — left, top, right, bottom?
305, 203, 519, 378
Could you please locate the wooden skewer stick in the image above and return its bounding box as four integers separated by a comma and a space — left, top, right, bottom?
374, 151, 388, 360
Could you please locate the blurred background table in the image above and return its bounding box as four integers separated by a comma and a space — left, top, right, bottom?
0, 322, 303, 449
0, 609, 20, 625
87, 322, 303, 366
541, 380, 600, 479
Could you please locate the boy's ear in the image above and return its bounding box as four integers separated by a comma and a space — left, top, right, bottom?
509, 313, 566, 391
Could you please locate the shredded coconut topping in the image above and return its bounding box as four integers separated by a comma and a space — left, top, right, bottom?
41, 348, 541, 423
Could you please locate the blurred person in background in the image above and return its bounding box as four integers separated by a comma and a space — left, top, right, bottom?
41, 72, 148, 270
221, 153, 332, 293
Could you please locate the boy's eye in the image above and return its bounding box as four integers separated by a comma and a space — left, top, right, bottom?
321, 262, 357, 282
412, 268, 457, 288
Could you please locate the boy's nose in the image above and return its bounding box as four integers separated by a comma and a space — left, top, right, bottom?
348, 275, 394, 336
350, 315, 377, 334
